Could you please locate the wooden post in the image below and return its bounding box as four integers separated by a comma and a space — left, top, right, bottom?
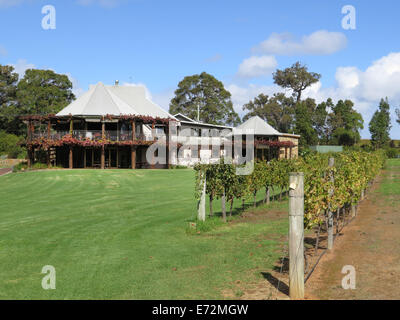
47, 148, 51, 168
289, 172, 304, 300
131, 146, 136, 169
84, 149, 87, 168
102, 121, 105, 139
70, 119, 73, 135
69, 146, 73, 169
197, 173, 206, 221
101, 146, 105, 169
27, 148, 32, 168
351, 199, 356, 218
131, 120, 136, 141
47, 120, 51, 139
327, 157, 335, 250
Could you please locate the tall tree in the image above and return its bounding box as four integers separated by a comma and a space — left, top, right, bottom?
12, 69, 75, 135
369, 98, 392, 149
327, 99, 363, 146
169, 72, 240, 126
396, 108, 400, 125
294, 98, 318, 146
242, 92, 294, 133
273, 62, 321, 102
0, 65, 19, 134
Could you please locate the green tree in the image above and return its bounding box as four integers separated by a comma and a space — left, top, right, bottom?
327, 99, 363, 146
294, 98, 318, 146
369, 98, 392, 149
395, 108, 400, 125
273, 62, 321, 102
242, 92, 294, 133
169, 72, 240, 126
0, 65, 19, 134
10, 69, 75, 136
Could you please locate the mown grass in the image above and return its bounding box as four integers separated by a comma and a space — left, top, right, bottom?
0, 169, 288, 299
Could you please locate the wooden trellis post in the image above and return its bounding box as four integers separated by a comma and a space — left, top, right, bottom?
197, 173, 206, 221
289, 172, 304, 300
327, 157, 334, 250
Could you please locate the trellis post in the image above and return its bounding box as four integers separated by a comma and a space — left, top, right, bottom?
289, 172, 304, 300
197, 173, 206, 222
327, 157, 334, 250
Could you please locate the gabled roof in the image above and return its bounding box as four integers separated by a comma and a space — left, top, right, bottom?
233, 116, 281, 136
56, 82, 175, 119
174, 113, 196, 122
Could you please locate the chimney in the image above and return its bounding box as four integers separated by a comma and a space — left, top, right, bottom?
115, 80, 119, 86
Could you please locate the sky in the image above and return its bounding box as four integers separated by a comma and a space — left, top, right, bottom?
1, 0, 400, 138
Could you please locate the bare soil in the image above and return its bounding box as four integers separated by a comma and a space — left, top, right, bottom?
239, 169, 400, 300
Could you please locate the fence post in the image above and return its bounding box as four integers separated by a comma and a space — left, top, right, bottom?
289, 172, 304, 300
198, 173, 206, 221
327, 157, 334, 250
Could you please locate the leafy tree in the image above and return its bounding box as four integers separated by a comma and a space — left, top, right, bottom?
294, 98, 318, 146
242, 93, 294, 132
395, 108, 400, 125
327, 99, 363, 146
369, 98, 392, 149
169, 72, 240, 126
17, 69, 75, 115
0, 65, 19, 134
273, 62, 321, 102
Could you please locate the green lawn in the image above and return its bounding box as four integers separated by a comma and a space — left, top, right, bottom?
0, 169, 288, 299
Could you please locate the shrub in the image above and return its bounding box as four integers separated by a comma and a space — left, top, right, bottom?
0, 131, 25, 159
386, 148, 399, 159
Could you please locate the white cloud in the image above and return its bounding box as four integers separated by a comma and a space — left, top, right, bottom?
225, 83, 282, 114
254, 30, 347, 56
11, 59, 35, 78
227, 52, 400, 138
237, 55, 277, 78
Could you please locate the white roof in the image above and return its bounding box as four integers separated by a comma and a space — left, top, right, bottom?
233, 116, 281, 136
57, 82, 175, 119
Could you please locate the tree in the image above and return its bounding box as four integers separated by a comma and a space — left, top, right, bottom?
396, 108, 400, 125
11, 69, 75, 135
242, 93, 294, 132
294, 98, 318, 146
273, 62, 321, 102
0, 65, 19, 134
369, 98, 392, 149
169, 72, 240, 126
327, 99, 363, 146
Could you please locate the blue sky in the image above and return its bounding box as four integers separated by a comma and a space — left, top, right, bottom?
1, 0, 400, 138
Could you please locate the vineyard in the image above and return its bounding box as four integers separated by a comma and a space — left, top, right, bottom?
195, 150, 386, 228
194, 150, 387, 295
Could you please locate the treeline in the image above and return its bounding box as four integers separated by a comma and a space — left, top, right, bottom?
194, 150, 386, 228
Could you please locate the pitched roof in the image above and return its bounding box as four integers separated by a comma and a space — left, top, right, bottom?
56, 82, 175, 119
233, 116, 281, 136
